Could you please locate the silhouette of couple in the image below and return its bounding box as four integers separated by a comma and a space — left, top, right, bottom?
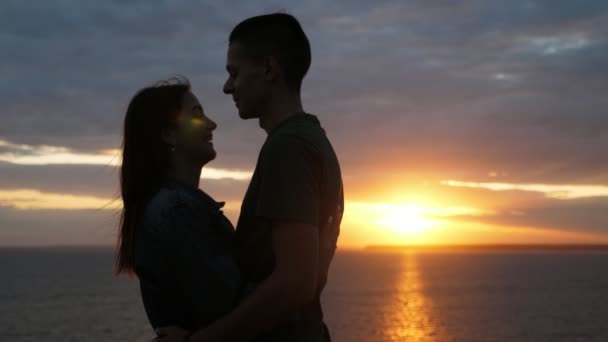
115, 13, 344, 342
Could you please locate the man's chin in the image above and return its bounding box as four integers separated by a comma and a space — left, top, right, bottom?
238, 110, 258, 120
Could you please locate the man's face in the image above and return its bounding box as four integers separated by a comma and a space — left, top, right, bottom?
223, 42, 269, 120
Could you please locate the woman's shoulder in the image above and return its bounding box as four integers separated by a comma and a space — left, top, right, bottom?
141, 185, 201, 233
146, 185, 192, 212
141, 183, 232, 235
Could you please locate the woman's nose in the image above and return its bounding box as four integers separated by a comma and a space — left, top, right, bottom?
207, 118, 217, 131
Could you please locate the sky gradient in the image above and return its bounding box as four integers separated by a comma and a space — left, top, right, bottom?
1, 0, 607, 247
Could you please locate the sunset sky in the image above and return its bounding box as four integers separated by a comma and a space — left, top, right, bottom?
1, 1, 607, 248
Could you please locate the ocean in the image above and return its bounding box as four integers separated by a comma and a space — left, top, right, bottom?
1, 247, 607, 341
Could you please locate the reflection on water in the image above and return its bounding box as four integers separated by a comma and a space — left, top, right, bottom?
2, 249, 607, 341
383, 253, 450, 342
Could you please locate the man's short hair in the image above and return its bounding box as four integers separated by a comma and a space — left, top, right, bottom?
229, 13, 311, 92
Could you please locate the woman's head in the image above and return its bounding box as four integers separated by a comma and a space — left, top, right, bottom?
115, 77, 217, 274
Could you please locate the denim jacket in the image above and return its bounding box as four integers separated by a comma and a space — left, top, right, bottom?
134, 181, 241, 331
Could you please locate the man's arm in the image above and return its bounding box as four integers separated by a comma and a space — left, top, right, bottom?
155, 136, 322, 342
187, 221, 319, 342
318, 202, 342, 290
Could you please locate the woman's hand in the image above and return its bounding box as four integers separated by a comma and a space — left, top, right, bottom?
152, 326, 189, 342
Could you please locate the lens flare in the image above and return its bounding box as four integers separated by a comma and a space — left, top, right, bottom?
191, 117, 205, 126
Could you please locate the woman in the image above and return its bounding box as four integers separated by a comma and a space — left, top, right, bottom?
114, 78, 241, 333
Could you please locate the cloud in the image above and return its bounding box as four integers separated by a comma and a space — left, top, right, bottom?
0, 139, 120, 166
0, 189, 120, 210
0, 139, 252, 180
0, 162, 120, 198
0, 187, 243, 229
0, 162, 251, 206
448, 196, 608, 234
525, 34, 595, 55
441, 180, 608, 199
430, 180, 608, 234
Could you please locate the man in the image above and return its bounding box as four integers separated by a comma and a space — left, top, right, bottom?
158, 12, 343, 341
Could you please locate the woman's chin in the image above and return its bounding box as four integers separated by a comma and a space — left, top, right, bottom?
200, 149, 217, 165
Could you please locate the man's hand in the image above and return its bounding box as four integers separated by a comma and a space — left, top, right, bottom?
185, 222, 320, 342
152, 326, 189, 342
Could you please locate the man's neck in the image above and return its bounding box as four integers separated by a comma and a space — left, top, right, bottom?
259, 93, 304, 134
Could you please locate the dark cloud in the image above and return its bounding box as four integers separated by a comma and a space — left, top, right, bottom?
445, 196, 608, 234
1, 1, 606, 176
0, 0, 273, 155
1, 1, 608, 244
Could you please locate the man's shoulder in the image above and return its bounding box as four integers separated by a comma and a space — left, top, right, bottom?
263, 117, 326, 154
264, 130, 309, 148
258, 132, 324, 173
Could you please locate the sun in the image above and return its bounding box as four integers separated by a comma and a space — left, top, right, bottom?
378, 204, 433, 234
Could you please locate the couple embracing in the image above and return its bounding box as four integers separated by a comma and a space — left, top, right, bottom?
115, 13, 344, 342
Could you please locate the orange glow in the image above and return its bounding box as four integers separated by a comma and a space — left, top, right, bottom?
1, 151, 607, 248
336, 191, 608, 248
378, 204, 432, 234
341, 200, 490, 246
0, 189, 121, 210
2, 185, 607, 248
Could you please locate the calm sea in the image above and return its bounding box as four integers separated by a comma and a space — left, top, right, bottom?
1, 247, 607, 341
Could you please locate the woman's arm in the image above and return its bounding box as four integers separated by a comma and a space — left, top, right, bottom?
171, 218, 241, 330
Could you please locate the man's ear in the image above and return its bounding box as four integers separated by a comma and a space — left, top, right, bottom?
161, 127, 176, 147
263, 56, 281, 82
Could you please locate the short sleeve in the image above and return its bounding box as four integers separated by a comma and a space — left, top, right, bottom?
256, 135, 320, 225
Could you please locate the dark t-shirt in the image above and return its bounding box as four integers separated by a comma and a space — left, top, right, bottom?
236, 113, 344, 341
134, 182, 241, 332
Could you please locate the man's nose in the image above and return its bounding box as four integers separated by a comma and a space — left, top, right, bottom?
223, 79, 233, 94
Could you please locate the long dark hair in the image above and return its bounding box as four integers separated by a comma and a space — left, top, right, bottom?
114, 78, 190, 275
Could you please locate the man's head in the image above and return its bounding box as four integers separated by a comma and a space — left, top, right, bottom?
223, 13, 311, 119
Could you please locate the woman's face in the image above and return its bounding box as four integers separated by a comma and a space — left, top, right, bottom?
171, 91, 218, 165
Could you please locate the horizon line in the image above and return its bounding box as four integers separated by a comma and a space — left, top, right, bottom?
365, 243, 608, 251
2, 243, 608, 250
